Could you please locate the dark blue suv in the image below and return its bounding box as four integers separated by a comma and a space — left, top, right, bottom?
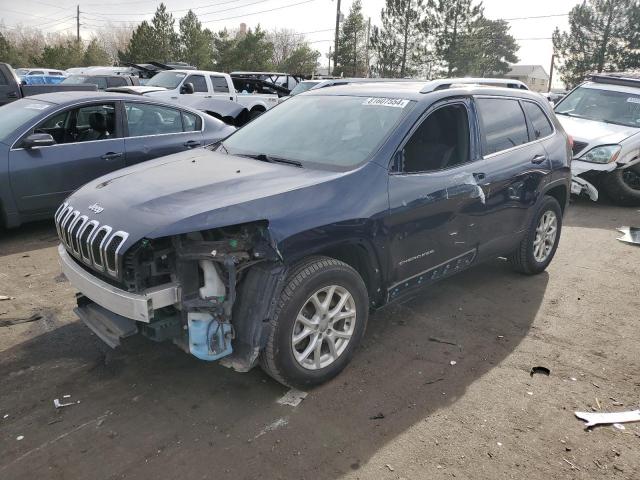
56, 81, 571, 388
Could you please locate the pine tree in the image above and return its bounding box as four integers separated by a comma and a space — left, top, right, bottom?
119, 21, 156, 63
456, 18, 518, 76
179, 10, 214, 69
553, 0, 640, 88
0, 31, 19, 66
83, 38, 112, 66
370, 0, 427, 78
212, 28, 237, 72
150, 3, 179, 63
233, 25, 274, 71
429, 0, 483, 76
334, 0, 367, 77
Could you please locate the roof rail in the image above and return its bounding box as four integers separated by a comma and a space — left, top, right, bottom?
310, 77, 424, 90
419, 78, 529, 93
589, 72, 640, 88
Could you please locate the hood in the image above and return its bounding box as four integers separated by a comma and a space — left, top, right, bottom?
557, 114, 639, 146
65, 149, 342, 246
108, 86, 167, 95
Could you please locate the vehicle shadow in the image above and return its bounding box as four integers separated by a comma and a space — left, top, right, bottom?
0, 259, 547, 480
0, 220, 58, 257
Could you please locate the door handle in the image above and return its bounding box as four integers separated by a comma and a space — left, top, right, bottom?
101, 152, 123, 161
183, 140, 201, 148
531, 154, 547, 164
472, 172, 486, 181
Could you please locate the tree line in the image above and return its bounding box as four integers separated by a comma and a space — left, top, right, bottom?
1, 0, 639, 88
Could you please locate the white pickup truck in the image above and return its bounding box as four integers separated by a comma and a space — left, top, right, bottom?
127, 69, 279, 118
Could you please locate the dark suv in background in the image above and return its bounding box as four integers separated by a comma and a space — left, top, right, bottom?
56, 81, 571, 388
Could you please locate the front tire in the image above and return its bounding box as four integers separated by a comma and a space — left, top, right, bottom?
509, 195, 562, 275
260, 256, 368, 389
601, 166, 640, 206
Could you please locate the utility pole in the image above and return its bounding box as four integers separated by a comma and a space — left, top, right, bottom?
365, 17, 371, 78
76, 5, 80, 42
548, 54, 556, 92
333, 0, 341, 76
328, 46, 332, 76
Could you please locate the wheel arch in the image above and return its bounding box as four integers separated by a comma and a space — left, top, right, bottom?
543, 181, 569, 214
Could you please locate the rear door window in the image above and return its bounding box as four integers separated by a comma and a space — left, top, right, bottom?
209, 76, 229, 93
522, 101, 553, 139
476, 98, 529, 155
185, 74, 208, 93
182, 111, 202, 132
125, 102, 184, 137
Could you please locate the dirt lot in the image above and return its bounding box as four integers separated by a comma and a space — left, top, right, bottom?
1, 198, 639, 480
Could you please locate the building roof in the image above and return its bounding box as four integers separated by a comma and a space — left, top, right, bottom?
506, 64, 549, 79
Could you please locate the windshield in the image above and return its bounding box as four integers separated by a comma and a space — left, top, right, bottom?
221, 95, 414, 169
290, 81, 318, 96
0, 99, 54, 143
145, 71, 187, 89
15, 68, 28, 77
555, 85, 640, 127
61, 75, 87, 84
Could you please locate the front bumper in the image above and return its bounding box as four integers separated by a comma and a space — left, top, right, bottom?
571, 159, 617, 176
58, 244, 179, 323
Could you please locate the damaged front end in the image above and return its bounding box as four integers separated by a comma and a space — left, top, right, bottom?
67, 221, 286, 371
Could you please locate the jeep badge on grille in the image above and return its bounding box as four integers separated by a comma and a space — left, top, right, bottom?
88, 203, 104, 214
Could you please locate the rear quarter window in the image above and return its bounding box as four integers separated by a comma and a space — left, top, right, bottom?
476, 98, 529, 155
522, 101, 553, 139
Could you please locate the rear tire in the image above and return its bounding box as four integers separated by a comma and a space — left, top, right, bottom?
601, 166, 640, 206
509, 196, 562, 275
259, 256, 368, 389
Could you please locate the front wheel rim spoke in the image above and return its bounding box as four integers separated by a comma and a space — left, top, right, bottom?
314, 337, 323, 368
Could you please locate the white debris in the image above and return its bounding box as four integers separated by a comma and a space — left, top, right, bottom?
450, 360, 457, 366
0, 296, 14, 301
254, 417, 288, 439
3, 414, 8, 419
53, 397, 80, 409
613, 423, 626, 431
276, 389, 308, 407
527, 391, 533, 396
575, 409, 640, 428
16, 435, 24, 441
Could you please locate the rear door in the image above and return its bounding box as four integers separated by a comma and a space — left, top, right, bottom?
475, 96, 551, 255
8, 102, 125, 215
209, 75, 235, 101
123, 101, 204, 165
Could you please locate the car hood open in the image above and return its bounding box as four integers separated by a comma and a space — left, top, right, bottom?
64, 149, 343, 246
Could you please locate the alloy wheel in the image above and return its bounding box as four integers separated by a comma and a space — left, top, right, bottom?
533, 210, 558, 263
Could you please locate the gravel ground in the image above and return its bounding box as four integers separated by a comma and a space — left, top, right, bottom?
0, 197, 639, 480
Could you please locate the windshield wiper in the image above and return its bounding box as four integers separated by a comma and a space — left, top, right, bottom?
238, 153, 302, 167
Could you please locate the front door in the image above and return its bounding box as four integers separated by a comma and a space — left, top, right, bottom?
9, 102, 125, 215
386, 99, 486, 301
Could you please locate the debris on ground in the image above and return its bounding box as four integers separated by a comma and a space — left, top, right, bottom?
3, 414, 8, 419
616, 226, 640, 245
563, 458, 580, 470
53, 396, 81, 409
370, 413, 385, 420
613, 423, 626, 430
428, 336, 458, 346
385, 464, 394, 472
575, 409, 640, 428
0, 313, 43, 328
0, 295, 14, 301
530, 366, 551, 377
276, 389, 307, 407
450, 360, 457, 366
16, 435, 24, 441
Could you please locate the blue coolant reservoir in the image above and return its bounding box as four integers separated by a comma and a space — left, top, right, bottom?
188, 312, 233, 361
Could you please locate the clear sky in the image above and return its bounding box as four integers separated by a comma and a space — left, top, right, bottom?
1, 0, 578, 74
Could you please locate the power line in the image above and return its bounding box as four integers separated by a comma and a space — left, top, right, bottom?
201, 0, 319, 23
501, 13, 568, 21
83, 0, 265, 17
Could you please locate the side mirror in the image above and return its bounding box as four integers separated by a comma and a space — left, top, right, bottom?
23, 133, 55, 149
181, 82, 195, 94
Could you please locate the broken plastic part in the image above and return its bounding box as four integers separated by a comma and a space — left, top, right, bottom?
575, 409, 640, 428
571, 175, 598, 201
616, 226, 640, 245
530, 366, 551, 377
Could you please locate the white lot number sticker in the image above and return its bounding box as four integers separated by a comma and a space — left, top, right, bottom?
627, 97, 640, 104
24, 103, 50, 110
363, 97, 410, 108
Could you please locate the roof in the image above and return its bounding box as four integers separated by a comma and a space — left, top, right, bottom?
310, 77, 529, 93
231, 71, 290, 76
22, 91, 163, 104
505, 64, 549, 79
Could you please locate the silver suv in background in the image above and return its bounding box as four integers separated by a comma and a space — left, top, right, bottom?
555, 73, 640, 205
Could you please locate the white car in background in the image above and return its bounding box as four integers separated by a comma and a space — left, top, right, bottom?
555, 73, 640, 205
15, 68, 67, 79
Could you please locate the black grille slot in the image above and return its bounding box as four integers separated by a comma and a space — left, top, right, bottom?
572, 141, 588, 156
92, 229, 108, 266
80, 223, 96, 259
105, 235, 125, 272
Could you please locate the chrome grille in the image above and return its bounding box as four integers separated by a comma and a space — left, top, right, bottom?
54, 203, 129, 278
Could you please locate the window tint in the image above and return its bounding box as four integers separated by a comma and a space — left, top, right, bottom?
477, 98, 529, 155
209, 76, 229, 93
107, 77, 127, 88
185, 74, 207, 93
0, 69, 7, 86
402, 104, 470, 173
31, 103, 116, 144
49, 71, 64, 76
125, 103, 184, 137
29, 71, 44, 75
182, 111, 201, 132
523, 101, 553, 139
